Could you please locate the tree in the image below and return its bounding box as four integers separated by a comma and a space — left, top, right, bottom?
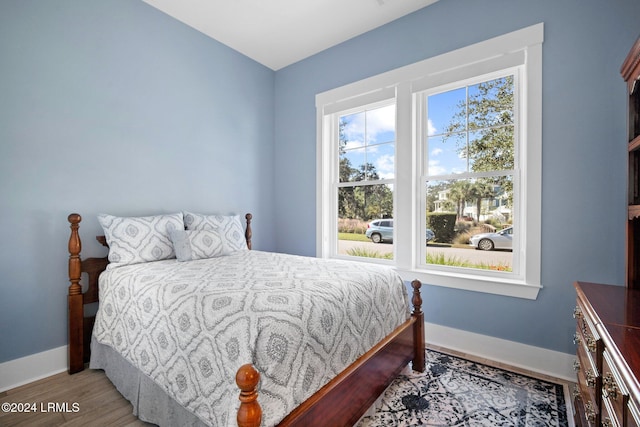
468, 180, 495, 222
338, 116, 394, 222
448, 180, 470, 219
443, 76, 514, 207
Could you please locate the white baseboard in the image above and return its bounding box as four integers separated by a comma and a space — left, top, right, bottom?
426, 322, 577, 382
0, 346, 68, 392
0, 325, 577, 393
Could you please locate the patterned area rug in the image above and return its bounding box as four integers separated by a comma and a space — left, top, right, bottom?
357, 350, 569, 427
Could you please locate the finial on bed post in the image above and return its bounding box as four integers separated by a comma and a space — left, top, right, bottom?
68, 214, 82, 296
245, 213, 252, 250
68, 213, 84, 374
411, 279, 425, 372
236, 363, 261, 427
411, 279, 422, 316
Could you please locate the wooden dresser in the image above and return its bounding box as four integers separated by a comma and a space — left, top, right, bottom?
571, 33, 640, 427
573, 282, 640, 427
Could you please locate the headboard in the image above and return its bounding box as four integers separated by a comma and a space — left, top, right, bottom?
66, 212, 253, 374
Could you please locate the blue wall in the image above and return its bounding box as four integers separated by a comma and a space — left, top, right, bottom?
0, 0, 275, 363
274, 0, 640, 354
2, 0, 640, 365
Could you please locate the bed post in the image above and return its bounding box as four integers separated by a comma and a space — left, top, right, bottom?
236, 364, 261, 427
68, 213, 84, 374
245, 213, 252, 250
411, 279, 425, 372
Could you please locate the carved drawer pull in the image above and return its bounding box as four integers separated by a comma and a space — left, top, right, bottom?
585, 369, 596, 388
573, 306, 583, 319
585, 401, 596, 424
580, 325, 597, 352
602, 373, 619, 400
572, 385, 581, 399
602, 417, 614, 427
573, 333, 581, 346
573, 359, 581, 372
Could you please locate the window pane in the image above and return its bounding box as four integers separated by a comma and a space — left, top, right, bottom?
338, 184, 394, 260
367, 142, 395, 179
427, 133, 468, 176
427, 87, 466, 137
468, 126, 514, 172
426, 178, 513, 272
340, 147, 366, 182
468, 77, 514, 130
339, 104, 395, 183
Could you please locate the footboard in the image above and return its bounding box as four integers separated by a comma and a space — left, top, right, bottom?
236, 279, 425, 427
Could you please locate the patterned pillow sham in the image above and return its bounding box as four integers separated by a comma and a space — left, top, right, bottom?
169, 229, 226, 261
183, 212, 248, 253
97, 212, 184, 269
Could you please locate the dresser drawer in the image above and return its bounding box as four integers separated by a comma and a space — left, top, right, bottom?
574, 302, 603, 368
602, 349, 628, 426
602, 396, 621, 427
575, 345, 600, 426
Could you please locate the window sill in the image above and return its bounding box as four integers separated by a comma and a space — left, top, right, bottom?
396, 268, 542, 300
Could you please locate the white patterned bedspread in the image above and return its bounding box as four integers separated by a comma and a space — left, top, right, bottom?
93, 250, 410, 427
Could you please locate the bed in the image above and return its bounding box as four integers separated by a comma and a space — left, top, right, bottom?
66, 211, 425, 427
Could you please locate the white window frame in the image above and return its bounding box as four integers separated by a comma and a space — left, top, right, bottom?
316, 23, 543, 299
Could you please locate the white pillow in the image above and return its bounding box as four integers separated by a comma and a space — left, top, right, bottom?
183, 212, 248, 253
169, 229, 226, 261
98, 212, 184, 268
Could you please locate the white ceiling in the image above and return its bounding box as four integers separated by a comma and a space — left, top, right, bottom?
142, 0, 439, 70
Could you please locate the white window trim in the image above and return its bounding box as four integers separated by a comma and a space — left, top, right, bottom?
316, 23, 543, 300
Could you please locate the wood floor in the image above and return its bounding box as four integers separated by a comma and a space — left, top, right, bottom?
1, 345, 575, 427
0, 368, 152, 427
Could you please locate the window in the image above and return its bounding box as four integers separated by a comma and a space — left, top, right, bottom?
316, 24, 543, 299
338, 102, 396, 259
421, 74, 517, 273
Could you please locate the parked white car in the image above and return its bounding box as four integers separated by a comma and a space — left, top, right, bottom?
470, 227, 513, 251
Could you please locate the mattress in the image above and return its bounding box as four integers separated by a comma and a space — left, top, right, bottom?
91, 250, 410, 426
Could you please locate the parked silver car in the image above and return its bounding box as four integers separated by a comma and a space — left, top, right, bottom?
470, 226, 513, 251
365, 219, 435, 244
365, 219, 393, 243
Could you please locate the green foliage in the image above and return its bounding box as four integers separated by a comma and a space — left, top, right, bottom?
426, 252, 511, 272
338, 116, 393, 221
346, 247, 393, 260
337, 232, 369, 242
427, 213, 457, 243
442, 76, 515, 205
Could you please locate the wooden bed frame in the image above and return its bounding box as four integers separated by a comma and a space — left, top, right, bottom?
67, 212, 425, 427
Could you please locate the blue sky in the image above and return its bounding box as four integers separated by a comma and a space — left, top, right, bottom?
340, 76, 513, 181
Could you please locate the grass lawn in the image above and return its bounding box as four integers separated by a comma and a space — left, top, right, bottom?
338, 232, 370, 242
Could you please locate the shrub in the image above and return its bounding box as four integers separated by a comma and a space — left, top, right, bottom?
338, 218, 368, 234
453, 231, 472, 245
427, 213, 457, 243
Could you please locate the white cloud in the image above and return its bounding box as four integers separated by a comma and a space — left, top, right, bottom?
342, 104, 396, 144
428, 118, 436, 136
343, 139, 365, 151
431, 147, 443, 156
428, 159, 446, 176
376, 154, 395, 179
